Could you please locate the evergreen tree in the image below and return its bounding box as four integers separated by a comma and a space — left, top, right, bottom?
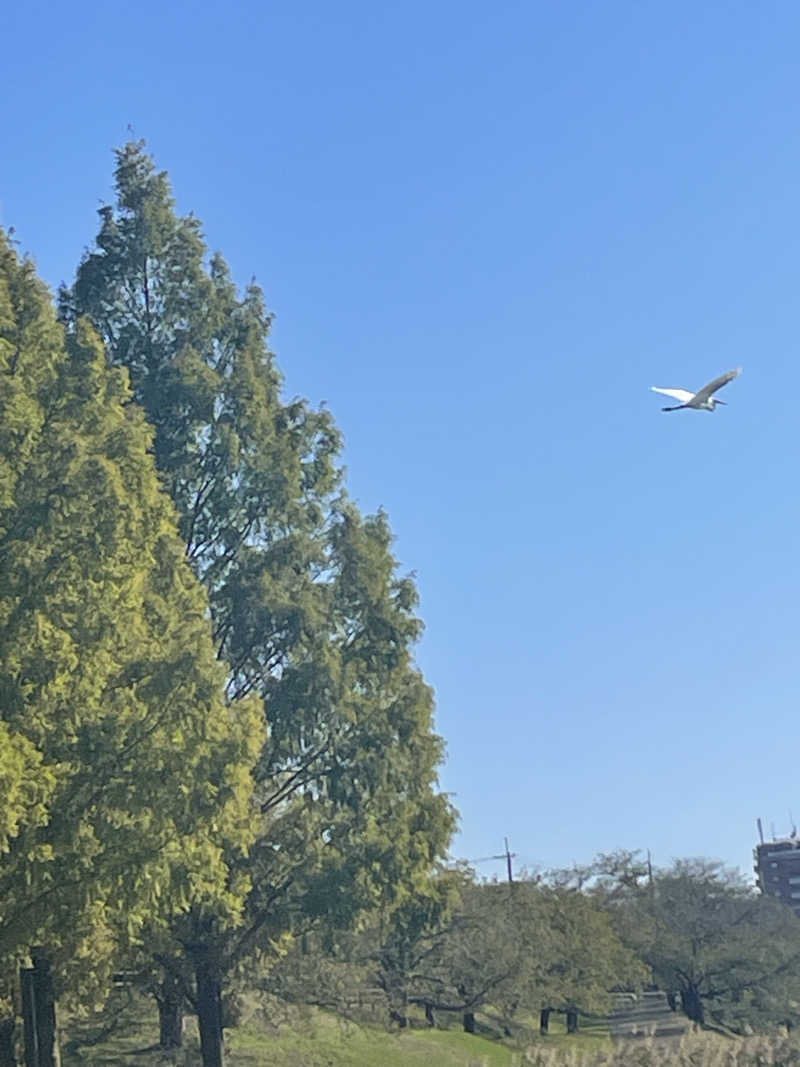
0, 233, 262, 1064
64, 143, 455, 1062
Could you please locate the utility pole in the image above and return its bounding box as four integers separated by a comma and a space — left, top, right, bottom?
470, 839, 517, 884
504, 837, 514, 884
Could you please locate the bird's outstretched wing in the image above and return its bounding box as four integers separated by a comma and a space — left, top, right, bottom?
651, 387, 695, 403
692, 368, 741, 405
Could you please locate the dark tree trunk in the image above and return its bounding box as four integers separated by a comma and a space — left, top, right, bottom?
195, 953, 224, 1067
31, 953, 59, 1067
540, 1007, 551, 1034
566, 1008, 579, 1034
392, 989, 409, 1029
155, 974, 183, 1050
463, 1011, 475, 1034
680, 985, 705, 1025
383, 979, 408, 1031
20, 969, 37, 1067
0, 1018, 16, 1067
424, 1003, 436, 1027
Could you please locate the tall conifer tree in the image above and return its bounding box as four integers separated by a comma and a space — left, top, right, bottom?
64, 143, 455, 1061
0, 232, 263, 1065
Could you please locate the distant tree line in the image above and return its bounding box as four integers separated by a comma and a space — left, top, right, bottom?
265, 851, 800, 1040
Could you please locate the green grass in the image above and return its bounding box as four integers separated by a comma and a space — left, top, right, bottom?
229, 1015, 520, 1066
57, 991, 611, 1066
57, 995, 800, 1066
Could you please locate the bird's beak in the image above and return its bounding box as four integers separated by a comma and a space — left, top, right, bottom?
715, 399, 727, 405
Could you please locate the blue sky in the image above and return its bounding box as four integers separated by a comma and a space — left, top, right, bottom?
4, 0, 800, 881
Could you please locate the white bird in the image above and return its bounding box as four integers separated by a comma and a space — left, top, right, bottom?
651, 368, 741, 412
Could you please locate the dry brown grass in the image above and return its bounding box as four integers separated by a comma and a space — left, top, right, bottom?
518, 1028, 800, 1066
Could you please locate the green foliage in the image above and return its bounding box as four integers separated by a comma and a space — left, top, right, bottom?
417, 881, 535, 1017
264, 868, 644, 1038
401, 879, 645, 1027
0, 232, 263, 1004
63, 141, 455, 1007
374, 866, 467, 1021
602, 858, 800, 1030
535, 886, 648, 1015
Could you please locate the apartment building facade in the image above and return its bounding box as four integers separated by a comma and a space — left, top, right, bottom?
754, 839, 800, 915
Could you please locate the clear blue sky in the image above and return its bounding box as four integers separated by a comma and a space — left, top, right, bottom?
4, 0, 800, 882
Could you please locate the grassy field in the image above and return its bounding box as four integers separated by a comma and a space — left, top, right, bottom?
51, 995, 800, 1066
57, 991, 611, 1066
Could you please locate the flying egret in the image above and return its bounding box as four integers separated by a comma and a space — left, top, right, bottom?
651, 368, 741, 412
